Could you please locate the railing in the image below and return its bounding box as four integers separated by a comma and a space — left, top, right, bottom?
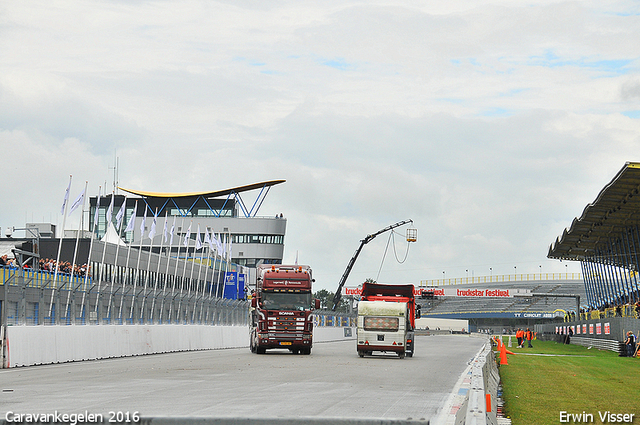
571, 306, 640, 321
419, 272, 583, 287
1, 266, 249, 327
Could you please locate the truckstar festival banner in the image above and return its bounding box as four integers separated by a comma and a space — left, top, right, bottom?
344, 286, 531, 298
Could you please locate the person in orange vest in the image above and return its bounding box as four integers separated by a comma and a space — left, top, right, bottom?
516, 328, 524, 348
525, 328, 533, 348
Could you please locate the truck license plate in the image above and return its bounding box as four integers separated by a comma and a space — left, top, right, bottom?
279, 342, 292, 345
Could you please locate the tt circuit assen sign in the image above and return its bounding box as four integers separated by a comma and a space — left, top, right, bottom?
343, 287, 531, 298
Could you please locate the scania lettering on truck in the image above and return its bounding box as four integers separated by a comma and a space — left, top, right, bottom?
356, 282, 416, 359
250, 264, 320, 355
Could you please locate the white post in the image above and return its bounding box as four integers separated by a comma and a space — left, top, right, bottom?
49, 175, 72, 320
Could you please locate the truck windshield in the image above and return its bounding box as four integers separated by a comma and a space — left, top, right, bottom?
261, 292, 312, 311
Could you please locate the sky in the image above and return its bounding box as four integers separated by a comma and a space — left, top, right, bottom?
1, 0, 639, 292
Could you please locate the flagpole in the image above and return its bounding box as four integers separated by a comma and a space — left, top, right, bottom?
160, 214, 176, 323
64, 180, 88, 322
118, 200, 138, 323
168, 216, 185, 323
177, 221, 192, 323
199, 228, 213, 322
49, 175, 72, 320
106, 196, 127, 322
93, 192, 115, 322
150, 210, 168, 323
129, 202, 147, 322
140, 208, 158, 323
190, 224, 204, 323
215, 232, 224, 298
80, 185, 100, 324
205, 229, 218, 323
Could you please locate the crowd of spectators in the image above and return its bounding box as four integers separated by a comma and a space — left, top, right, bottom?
576, 301, 640, 320
0, 254, 89, 277
38, 258, 90, 277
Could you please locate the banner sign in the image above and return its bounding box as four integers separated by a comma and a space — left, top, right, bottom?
223, 271, 238, 299
345, 286, 531, 298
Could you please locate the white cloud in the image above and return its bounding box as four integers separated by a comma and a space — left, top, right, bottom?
1, 0, 639, 290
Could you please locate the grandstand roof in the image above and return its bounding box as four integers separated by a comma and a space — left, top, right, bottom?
118, 179, 285, 199
548, 162, 640, 261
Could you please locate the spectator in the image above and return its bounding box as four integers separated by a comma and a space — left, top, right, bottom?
516, 328, 524, 348
625, 331, 635, 357
0, 254, 7, 266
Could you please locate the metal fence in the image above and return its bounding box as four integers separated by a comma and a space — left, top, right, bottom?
1, 266, 249, 326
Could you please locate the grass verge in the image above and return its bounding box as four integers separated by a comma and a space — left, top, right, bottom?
498, 339, 639, 425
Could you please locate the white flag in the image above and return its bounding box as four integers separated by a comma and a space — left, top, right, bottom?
195, 224, 202, 250
61, 177, 72, 215
228, 236, 232, 259
183, 222, 192, 247
215, 232, 223, 254
203, 228, 212, 250
162, 213, 169, 243
115, 197, 126, 230
124, 201, 137, 233
140, 206, 148, 238
221, 235, 226, 259
68, 186, 85, 215
148, 211, 157, 240
93, 187, 101, 229
169, 215, 176, 246
105, 195, 114, 223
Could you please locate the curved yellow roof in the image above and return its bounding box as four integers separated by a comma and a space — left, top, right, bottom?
118, 179, 285, 199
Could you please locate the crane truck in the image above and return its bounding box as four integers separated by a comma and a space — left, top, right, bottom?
356, 282, 416, 359
250, 264, 320, 355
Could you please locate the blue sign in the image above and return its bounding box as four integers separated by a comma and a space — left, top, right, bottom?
238, 273, 246, 299
223, 271, 238, 299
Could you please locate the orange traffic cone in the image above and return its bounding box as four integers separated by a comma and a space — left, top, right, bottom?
500, 343, 508, 365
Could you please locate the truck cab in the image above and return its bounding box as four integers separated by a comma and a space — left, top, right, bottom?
250, 264, 319, 355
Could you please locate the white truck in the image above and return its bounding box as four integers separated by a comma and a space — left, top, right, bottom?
356, 282, 416, 359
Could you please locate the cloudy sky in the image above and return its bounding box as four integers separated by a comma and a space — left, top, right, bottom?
1, 0, 639, 291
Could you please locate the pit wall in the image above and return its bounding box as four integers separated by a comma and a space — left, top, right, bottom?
1, 325, 356, 368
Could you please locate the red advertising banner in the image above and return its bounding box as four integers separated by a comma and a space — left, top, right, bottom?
582, 324, 587, 334
604, 322, 610, 335
345, 286, 533, 298
589, 324, 594, 334
596, 323, 602, 335
576, 325, 581, 335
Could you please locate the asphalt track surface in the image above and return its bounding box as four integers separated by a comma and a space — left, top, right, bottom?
0, 334, 487, 423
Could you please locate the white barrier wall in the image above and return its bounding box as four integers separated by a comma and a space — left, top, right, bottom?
5, 325, 247, 368
4, 325, 356, 368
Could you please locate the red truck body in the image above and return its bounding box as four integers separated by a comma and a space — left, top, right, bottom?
250, 264, 318, 355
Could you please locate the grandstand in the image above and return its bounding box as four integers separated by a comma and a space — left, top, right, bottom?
418, 279, 586, 332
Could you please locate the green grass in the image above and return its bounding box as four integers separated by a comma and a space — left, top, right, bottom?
497, 340, 640, 425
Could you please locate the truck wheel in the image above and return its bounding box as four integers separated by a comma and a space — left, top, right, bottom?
302, 347, 311, 355
358, 350, 364, 358
257, 347, 266, 354
398, 352, 405, 359
406, 352, 413, 358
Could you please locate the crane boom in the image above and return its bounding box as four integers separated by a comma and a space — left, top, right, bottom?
331, 219, 413, 311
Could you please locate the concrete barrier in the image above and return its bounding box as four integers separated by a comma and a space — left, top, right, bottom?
2, 325, 356, 368
436, 336, 497, 425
